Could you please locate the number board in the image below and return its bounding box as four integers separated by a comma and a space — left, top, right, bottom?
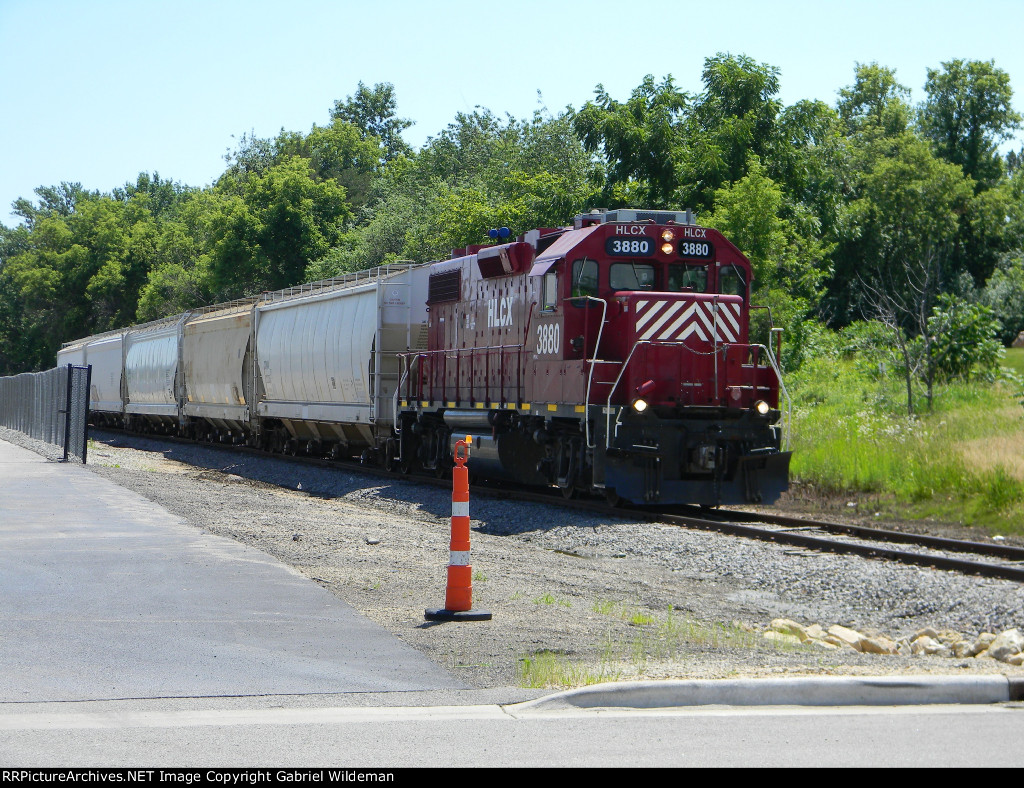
678, 240, 715, 260
605, 237, 654, 257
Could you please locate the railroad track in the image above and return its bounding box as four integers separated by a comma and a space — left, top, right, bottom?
92, 428, 1024, 584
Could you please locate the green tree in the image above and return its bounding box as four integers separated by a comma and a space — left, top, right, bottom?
684, 53, 782, 209
828, 132, 974, 324
837, 62, 913, 139
275, 119, 384, 209
573, 75, 688, 206
980, 253, 1024, 344
920, 59, 1021, 190
209, 157, 350, 296
910, 293, 1003, 409
769, 100, 851, 243
331, 81, 412, 162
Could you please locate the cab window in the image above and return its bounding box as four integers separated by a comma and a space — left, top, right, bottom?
571, 259, 599, 298
719, 265, 747, 298
668, 264, 707, 293
609, 262, 656, 291
542, 270, 559, 310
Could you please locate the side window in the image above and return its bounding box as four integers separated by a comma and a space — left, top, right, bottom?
609, 263, 656, 291
542, 270, 559, 310
668, 264, 707, 292
719, 265, 747, 299
571, 259, 599, 298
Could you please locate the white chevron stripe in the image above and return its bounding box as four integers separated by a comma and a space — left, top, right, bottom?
633, 298, 745, 343
661, 303, 699, 339
713, 305, 738, 343
640, 301, 686, 341
634, 300, 656, 331
720, 302, 741, 335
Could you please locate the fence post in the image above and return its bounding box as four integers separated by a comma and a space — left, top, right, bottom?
62, 364, 73, 462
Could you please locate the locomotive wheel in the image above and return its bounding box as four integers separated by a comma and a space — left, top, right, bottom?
605, 489, 622, 508
560, 485, 577, 500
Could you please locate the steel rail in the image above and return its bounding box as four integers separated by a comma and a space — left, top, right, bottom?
708, 507, 1024, 563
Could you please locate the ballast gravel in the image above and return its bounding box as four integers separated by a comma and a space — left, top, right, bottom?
6, 426, 1023, 689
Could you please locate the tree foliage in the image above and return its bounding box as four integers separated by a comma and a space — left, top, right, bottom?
921, 59, 1021, 189
0, 63, 1021, 397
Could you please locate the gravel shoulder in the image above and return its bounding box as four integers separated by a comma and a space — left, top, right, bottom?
6, 426, 1023, 690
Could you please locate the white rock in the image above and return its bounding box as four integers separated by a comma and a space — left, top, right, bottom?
987, 629, 1024, 663
860, 636, 899, 655
914, 627, 940, 640
1006, 653, 1024, 667
805, 624, 825, 640
770, 619, 809, 641
828, 625, 866, 652
911, 636, 948, 656
972, 633, 997, 656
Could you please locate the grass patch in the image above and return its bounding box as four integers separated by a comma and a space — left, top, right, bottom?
533, 593, 571, 608
518, 605, 807, 689
788, 355, 1024, 536
518, 649, 621, 689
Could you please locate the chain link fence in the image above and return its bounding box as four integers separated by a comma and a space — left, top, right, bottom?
0, 364, 92, 462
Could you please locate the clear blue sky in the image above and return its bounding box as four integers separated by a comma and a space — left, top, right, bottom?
2, 0, 1022, 225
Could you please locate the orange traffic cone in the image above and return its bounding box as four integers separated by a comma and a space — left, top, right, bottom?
425, 437, 492, 622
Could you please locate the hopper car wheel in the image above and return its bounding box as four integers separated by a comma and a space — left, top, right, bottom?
605, 489, 623, 508
560, 485, 577, 500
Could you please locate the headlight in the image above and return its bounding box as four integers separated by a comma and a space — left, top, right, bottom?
632, 398, 649, 413
754, 400, 770, 415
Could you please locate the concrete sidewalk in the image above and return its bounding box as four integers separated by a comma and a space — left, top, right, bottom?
0, 439, 465, 703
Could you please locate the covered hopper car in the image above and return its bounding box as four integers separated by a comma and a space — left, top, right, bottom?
59, 208, 791, 506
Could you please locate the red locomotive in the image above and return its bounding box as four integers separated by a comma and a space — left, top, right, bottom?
395, 208, 791, 506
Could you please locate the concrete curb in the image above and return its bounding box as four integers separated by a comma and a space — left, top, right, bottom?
508, 675, 1024, 712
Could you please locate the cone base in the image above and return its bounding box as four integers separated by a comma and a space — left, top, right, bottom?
424, 608, 493, 622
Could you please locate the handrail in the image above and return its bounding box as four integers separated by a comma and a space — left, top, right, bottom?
397, 344, 527, 407
575, 295, 609, 449
756, 341, 791, 450
393, 353, 424, 434
258, 264, 424, 305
